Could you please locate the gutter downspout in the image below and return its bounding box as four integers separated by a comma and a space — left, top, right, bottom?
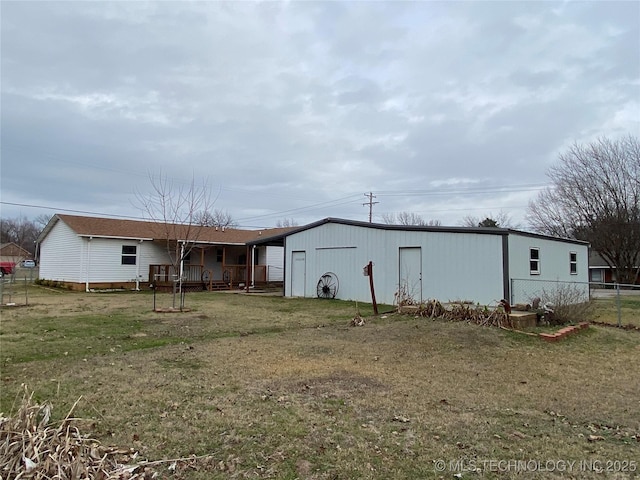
136, 239, 143, 291
85, 237, 92, 292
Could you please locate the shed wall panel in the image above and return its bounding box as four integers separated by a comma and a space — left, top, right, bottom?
508, 234, 589, 304
284, 223, 506, 305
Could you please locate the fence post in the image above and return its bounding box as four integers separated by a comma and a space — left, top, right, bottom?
510, 278, 514, 305
616, 283, 622, 327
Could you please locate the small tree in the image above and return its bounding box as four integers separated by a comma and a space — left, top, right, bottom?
461, 211, 517, 228
136, 172, 214, 308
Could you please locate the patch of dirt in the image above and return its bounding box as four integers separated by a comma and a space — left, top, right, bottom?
269, 369, 389, 400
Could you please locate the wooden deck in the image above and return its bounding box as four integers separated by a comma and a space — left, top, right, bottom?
149, 264, 272, 292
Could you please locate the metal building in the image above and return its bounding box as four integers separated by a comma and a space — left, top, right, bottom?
250, 218, 589, 306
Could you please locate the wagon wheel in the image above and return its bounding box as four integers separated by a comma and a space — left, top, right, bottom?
316, 272, 339, 299
201, 269, 211, 283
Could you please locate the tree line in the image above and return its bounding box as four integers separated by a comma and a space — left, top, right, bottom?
0, 215, 50, 256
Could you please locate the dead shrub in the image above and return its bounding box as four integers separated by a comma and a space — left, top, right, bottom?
0, 387, 186, 479
532, 283, 594, 325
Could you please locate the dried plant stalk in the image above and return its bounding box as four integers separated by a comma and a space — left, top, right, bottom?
0, 386, 159, 480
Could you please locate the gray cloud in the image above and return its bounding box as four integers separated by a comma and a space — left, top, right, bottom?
1, 1, 637, 227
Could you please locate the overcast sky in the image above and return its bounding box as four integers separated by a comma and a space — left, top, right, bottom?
1, 1, 638, 229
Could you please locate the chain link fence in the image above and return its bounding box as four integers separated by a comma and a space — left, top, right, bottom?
511, 278, 640, 327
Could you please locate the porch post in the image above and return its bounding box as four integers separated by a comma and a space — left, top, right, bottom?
245, 245, 251, 292
251, 245, 256, 287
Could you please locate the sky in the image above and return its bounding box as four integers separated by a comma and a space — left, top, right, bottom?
1, 1, 638, 229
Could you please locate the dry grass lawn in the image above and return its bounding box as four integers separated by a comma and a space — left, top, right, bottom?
1, 287, 638, 479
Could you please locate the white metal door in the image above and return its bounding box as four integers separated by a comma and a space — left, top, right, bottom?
291, 251, 306, 297
399, 247, 422, 303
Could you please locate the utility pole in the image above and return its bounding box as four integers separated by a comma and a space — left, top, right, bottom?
363, 192, 378, 223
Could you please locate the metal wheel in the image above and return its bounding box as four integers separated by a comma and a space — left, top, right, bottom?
316, 272, 339, 299
201, 269, 211, 282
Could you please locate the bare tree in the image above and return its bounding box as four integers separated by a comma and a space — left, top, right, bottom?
527, 135, 640, 284
461, 211, 517, 228
195, 209, 237, 228
34, 214, 52, 230
135, 172, 215, 306
0, 216, 40, 255
382, 212, 441, 226
276, 218, 299, 227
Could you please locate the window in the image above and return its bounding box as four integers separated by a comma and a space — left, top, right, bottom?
122, 245, 137, 265
570, 252, 577, 275
529, 247, 540, 275
216, 249, 223, 263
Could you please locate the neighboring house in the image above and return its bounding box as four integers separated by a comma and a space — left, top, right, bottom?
248, 218, 590, 306
589, 251, 640, 285
37, 214, 293, 291
0, 242, 32, 264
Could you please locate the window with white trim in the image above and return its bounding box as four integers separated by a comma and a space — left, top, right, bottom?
121, 245, 137, 265
569, 252, 577, 275
529, 247, 540, 275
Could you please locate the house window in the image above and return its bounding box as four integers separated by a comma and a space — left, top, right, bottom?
529, 248, 540, 275
216, 249, 223, 263
122, 245, 137, 265
569, 252, 577, 275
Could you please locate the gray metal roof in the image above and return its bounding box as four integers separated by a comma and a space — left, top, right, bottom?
247, 217, 589, 246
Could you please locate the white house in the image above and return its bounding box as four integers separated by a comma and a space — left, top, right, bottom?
248, 218, 590, 306
37, 214, 292, 291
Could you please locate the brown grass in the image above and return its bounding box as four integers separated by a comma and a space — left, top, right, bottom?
1, 288, 638, 479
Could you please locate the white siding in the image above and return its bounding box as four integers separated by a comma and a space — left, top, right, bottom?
39, 218, 171, 286
264, 246, 284, 281
139, 242, 171, 281
39, 220, 83, 282
508, 234, 589, 304
285, 223, 506, 305
83, 238, 169, 284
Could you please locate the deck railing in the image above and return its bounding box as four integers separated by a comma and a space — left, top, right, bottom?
150, 263, 272, 289
149, 264, 205, 284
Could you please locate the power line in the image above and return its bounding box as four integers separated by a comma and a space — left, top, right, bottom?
0, 201, 146, 220
375, 183, 547, 197
235, 194, 363, 223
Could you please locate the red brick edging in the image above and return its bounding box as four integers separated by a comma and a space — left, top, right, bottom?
539, 322, 590, 342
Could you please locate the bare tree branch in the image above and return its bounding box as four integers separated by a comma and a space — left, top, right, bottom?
276, 218, 299, 228
195, 209, 238, 228
526, 135, 640, 284
382, 212, 440, 226
135, 171, 214, 270
460, 211, 518, 228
